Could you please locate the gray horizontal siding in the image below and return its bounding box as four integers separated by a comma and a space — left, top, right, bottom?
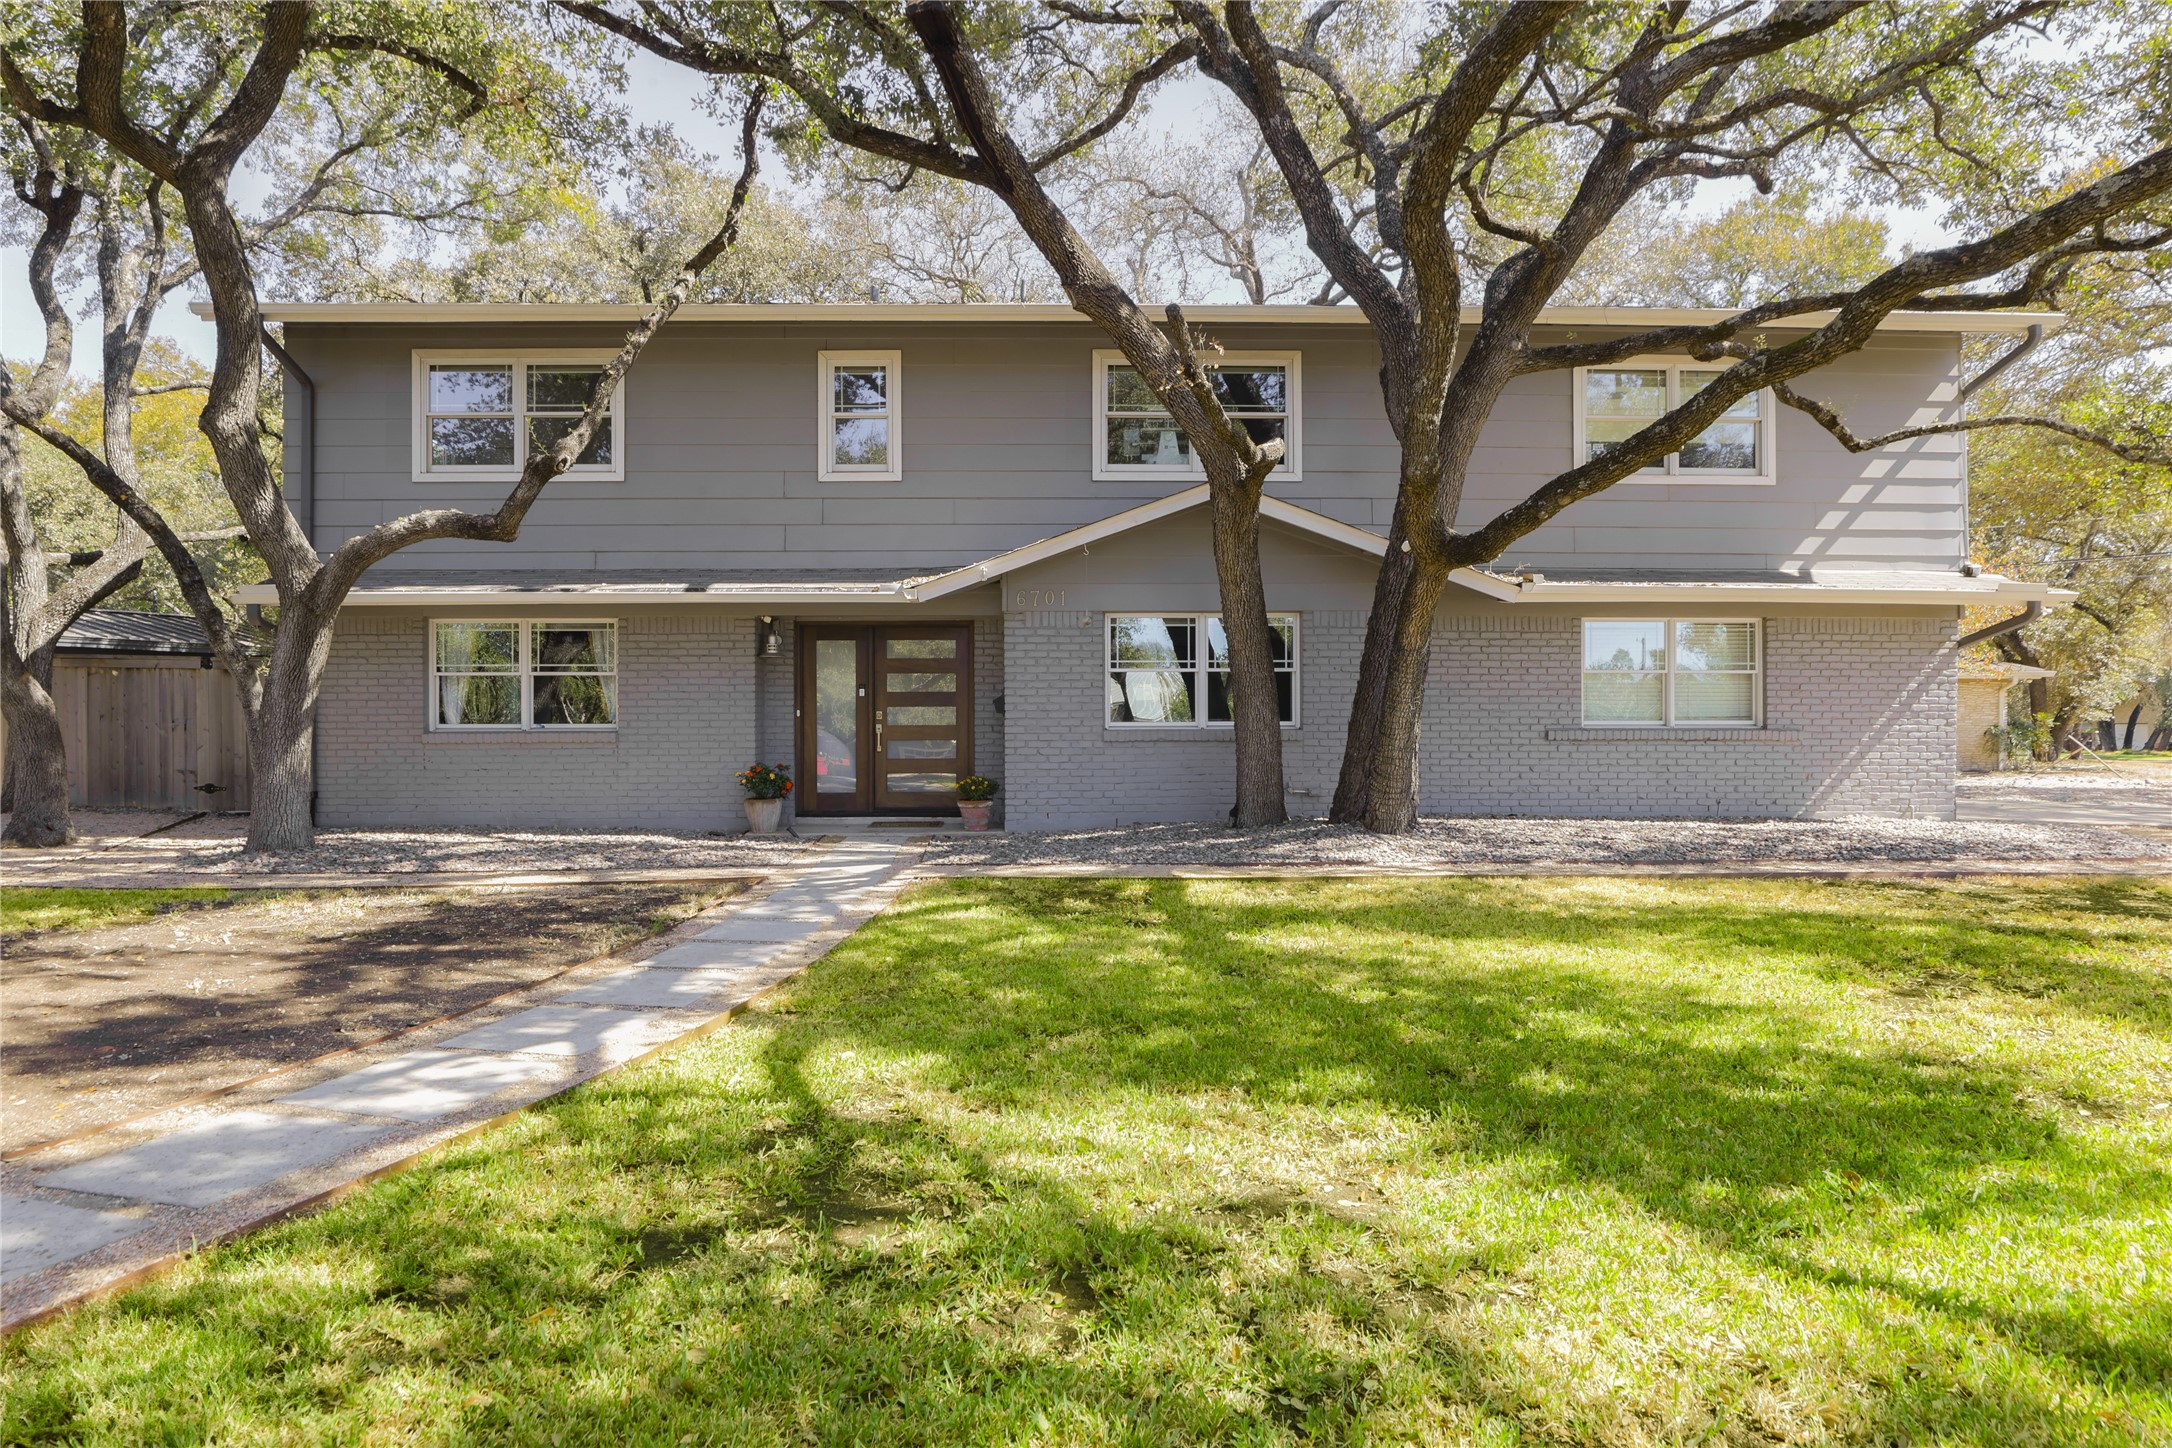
287, 320, 1965, 575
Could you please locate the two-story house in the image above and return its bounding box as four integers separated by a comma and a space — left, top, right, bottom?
224, 302, 2067, 831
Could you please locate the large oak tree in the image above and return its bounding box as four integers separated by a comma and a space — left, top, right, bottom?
1165, 0, 2172, 828
3, 1, 765, 851
558, 0, 1304, 825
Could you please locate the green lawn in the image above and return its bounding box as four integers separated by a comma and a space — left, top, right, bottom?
0, 886, 239, 940
5, 876, 2168, 1446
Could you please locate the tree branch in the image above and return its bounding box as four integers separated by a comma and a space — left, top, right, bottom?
1772, 380, 2172, 467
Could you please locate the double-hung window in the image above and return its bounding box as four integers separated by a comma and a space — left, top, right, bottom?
818, 351, 902, 480
413, 352, 624, 482
432, 621, 618, 730
1106, 614, 1298, 727
1574, 360, 1773, 481
1093, 351, 1299, 480
1581, 619, 1760, 726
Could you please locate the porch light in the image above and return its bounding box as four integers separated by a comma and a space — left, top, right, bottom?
759, 616, 782, 656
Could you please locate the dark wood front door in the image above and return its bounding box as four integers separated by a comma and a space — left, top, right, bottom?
798, 623, 972, 814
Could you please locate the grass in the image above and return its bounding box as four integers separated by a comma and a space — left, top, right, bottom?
0, 886, 240, 940
4, 875, 2169, 1446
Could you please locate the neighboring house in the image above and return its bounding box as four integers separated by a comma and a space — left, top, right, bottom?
225, 302, 2072, 830
1957, 660, 2055, 771
0, 610, 252, 811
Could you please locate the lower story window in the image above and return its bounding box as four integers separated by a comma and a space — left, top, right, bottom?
1582, 619, 1759, 726
433, 620, 617, 729
1107, 614, 1297, 726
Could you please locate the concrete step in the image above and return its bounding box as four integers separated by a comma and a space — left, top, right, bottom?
791, 815, 979, 836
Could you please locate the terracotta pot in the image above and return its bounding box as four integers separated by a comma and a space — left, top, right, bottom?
958, 799, 995, 832
744, 796, 787, 833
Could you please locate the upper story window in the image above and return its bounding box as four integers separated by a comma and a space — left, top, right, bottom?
1581, 619, 1761, 726
411, 352, 624, 483
431, 620, 618, 730
1106, 613, 1299, 727
1573, 360, 1774, 482
819, 351, 902, 481
1092, 351, 1301, 481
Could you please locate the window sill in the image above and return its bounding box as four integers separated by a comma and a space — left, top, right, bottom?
1104, 726, 1305, 742
425, 729, 620, 745
411, 472, 624, 485
1093, 468, 1305, 484
1612, 475, 1775, 486
1545, 726, 1797, 743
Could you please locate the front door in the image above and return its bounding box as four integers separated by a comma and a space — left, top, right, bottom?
798, 624, 972, 814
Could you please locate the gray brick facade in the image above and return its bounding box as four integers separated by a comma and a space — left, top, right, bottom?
321, 607, 1007, 831
317, 609, 759, 830
314, 588, 1957, 832
1002, 608, 1959, 830
1000, 608, 1364, 830
1419, 611, 1958, 820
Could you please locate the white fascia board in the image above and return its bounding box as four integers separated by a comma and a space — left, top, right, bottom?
220, 301, 2063, 336
239, 583, 918, 607
908, 487, 1216, 599
908, 487, 1404, 601
1499, 575, 2077, 607
1258, 496, 1387, 555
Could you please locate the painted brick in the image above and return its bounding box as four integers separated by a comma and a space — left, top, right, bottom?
317, 610, 760, 830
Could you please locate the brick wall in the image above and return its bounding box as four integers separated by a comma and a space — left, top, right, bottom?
318, 604, 1957, 830
1418, 612, 1958, 820
1000, 609, 1363, 830
317, 610, 758, 830
1003, 607, 1958, 827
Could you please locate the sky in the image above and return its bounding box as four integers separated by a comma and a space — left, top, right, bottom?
2, 47, 1956, 379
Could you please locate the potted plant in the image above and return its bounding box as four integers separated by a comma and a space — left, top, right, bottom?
737, 762, 793, 833
956, 775, 998, 831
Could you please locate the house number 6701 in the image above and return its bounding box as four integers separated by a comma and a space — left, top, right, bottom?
1014, 589, 1066, 608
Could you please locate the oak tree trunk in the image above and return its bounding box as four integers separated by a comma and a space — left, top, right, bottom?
1207, 480, 1287, 827
1357, 556, 1455, 833
242, 606, 334, 853
1, 645, 71, 846
1329, 523, 1412, 825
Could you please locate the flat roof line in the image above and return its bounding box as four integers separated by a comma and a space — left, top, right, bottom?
205, 301, 2063, 335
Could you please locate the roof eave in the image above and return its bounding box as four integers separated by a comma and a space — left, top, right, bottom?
215, 300, 2064, 336
1498, 576, 2077, 607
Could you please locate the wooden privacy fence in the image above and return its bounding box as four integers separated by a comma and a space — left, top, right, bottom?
47, 655, 252, 811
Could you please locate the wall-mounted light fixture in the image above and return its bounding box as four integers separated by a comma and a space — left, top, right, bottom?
758, 616, 782, 656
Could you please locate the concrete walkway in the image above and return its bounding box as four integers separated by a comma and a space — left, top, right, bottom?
0, 837, 921, 1332
1955, 785, 2172, 831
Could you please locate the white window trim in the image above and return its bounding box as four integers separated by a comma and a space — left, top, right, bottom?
411, 351, 626, 484
1579, 617, 1763, 728
1570, 357, 1775, 484
428, 618, 619, 732
1105, 612, 1301, 729
817, 350, 904, 482
1091, 350, 1303, 482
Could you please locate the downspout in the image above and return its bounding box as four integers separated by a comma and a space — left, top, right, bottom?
259, 324, 319, 825
258, 324, 315, 545
1955, 599, 2041, 651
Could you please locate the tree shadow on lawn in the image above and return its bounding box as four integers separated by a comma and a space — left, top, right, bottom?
813, 882, 2172, 1372
8, 877, 2166, 1446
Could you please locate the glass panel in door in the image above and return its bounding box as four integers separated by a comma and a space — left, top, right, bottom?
875, 626, 970, 810
808, 632, 869, 811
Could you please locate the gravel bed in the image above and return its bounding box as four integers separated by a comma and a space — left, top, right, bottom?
927, 815, 2169, 869
138, 827, 816, 875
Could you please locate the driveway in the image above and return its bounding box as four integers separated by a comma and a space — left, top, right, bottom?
1954, 762, 2172, 841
